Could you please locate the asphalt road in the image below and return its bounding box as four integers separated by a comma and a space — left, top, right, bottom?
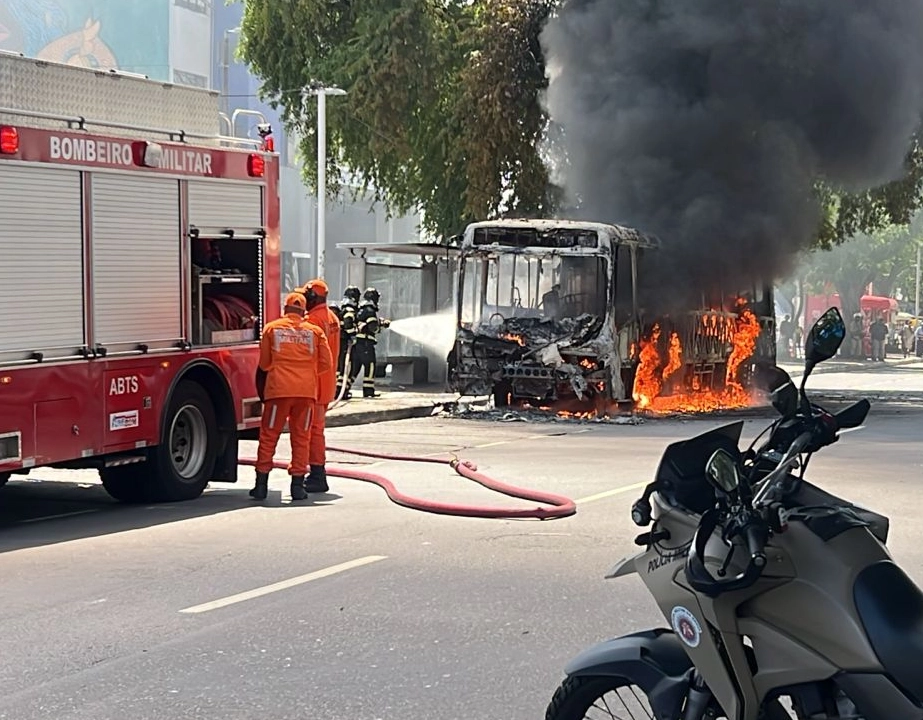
1, 384, 922, 718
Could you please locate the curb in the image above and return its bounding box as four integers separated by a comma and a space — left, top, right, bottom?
326, 403, 438, 428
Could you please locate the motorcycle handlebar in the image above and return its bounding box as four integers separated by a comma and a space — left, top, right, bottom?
743, 521, 768, 568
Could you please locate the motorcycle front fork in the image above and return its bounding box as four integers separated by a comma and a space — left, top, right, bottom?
682, 673, 720, 720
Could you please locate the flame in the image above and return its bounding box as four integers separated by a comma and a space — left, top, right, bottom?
631, 301, 763, 414
632, 324, 662, 409
579, 358, 596, 370
500, 333, 526, 346
726, 307, 761, 387
662, 332, 682, 380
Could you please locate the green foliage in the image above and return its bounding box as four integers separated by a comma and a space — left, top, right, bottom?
239, 0, 557, 239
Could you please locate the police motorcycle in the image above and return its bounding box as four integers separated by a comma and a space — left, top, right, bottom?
545, 307, 923, 720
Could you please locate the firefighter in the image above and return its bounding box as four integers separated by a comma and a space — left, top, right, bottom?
336, 286, 361, 397
252, 292, 332, 501
299, 278, 340, 494
346, 287, 390, 398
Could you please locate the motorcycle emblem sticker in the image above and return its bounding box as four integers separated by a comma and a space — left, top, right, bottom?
671, 606, 702, 648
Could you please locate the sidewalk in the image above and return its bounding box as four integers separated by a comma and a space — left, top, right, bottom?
777, 354, 923, 377
325, 383, 471, 428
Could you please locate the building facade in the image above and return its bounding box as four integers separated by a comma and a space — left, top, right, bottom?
0, 0, 434, 372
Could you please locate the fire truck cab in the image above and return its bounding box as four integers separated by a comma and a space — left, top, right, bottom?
0, 54, 280, 502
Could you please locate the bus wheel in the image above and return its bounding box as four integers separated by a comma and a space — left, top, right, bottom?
146, 380, 219, 502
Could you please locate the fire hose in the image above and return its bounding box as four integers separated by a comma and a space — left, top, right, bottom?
238, 444, 576, 520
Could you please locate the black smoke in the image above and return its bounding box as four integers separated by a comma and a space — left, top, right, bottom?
540, 0, 923, 314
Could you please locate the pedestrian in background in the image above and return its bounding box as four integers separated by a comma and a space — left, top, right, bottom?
251, 292, 332, 501
299, 278, 340, 494
869, 315, 888, 362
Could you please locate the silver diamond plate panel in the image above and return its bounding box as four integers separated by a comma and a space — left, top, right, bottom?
0, 54, 221, 143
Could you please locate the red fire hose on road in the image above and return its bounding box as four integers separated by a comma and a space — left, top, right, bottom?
238, 445, 576, 520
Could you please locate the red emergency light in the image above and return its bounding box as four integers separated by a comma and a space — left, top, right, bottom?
247, 153, 265, 177
0, 125, 19, 154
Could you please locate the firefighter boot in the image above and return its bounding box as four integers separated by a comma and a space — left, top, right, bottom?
303, 465, 329, 494
249, 471, 269, 500
290, 476, 308, 501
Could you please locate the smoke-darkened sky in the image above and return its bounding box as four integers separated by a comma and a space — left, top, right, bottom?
540, 0, 923, 310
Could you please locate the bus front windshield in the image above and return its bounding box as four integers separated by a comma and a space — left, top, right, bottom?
460, 252, 608, 328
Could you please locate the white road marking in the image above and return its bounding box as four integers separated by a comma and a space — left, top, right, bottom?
575, 481, 648, 505
19, 509, 100, 524
179, 555, 388, 614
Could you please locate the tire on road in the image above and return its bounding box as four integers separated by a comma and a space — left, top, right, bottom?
545, 675, 791, 720
100, 380, 219, 504
0, 472, 9, 487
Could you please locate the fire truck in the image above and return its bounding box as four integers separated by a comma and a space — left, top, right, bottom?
0, 54, 280, 502
447, 218, 775, 408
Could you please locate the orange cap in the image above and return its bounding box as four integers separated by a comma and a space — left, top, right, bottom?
305, 278, 329, 298
284, 292, 307, 311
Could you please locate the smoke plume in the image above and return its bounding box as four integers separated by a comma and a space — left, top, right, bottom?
540, 0, 923, 313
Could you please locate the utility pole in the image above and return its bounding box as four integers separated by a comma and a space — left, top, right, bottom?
304, 84, 347, 279
221, 27, 240, 118
916, 242, 921, 317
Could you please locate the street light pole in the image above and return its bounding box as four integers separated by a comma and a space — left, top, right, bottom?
221, 27, 241, 118
317, 90, 327, 279
915, 242, 921, 317
305, 85, 347, 280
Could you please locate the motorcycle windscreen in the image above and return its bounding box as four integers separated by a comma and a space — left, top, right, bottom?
653, 421, 744, 514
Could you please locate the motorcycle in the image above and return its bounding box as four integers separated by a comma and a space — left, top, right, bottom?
545, 306, 923, 720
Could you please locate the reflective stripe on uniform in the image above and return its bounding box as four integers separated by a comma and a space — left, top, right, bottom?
268, 402, 278, 428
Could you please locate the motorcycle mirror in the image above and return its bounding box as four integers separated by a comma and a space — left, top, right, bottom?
705, 449, 740, 493
804, 307, 846, 376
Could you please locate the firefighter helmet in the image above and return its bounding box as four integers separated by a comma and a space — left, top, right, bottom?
363, 287, 380, 304
343, 286, 361, 303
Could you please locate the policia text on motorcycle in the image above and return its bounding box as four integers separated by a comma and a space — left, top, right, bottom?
251, 292, 333, 501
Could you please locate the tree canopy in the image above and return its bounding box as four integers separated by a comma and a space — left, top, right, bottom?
239, 0, 557, 239
239, 0, 923, 243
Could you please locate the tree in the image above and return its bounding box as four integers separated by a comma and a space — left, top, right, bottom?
239, 0, 558, 239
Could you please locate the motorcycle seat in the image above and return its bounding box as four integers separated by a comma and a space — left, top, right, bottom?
854, 560, 923, 702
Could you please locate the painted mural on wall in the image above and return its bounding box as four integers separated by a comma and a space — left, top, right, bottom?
0, 0, 169, 79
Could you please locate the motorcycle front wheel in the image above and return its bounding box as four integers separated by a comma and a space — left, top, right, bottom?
545, 676, 792, 720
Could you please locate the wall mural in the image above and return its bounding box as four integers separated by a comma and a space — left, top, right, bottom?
0, 0, 169, 79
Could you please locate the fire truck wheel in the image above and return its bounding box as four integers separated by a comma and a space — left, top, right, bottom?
145, 381, 219, 502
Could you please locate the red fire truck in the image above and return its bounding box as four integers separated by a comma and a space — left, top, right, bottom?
0, 54, 280, 502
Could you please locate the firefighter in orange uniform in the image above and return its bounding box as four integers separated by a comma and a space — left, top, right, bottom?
252, 292, 333, 501
298, 278, 341, 494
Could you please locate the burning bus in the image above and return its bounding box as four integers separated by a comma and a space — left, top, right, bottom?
447, 218, 775, 413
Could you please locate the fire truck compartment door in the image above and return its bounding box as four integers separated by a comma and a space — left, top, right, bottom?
91, 174, 182, 349
187, 180, 263, 231
34, 398, 83, 465
0, 166, 84, 357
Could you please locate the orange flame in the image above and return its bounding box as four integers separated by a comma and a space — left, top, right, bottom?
726, 308, 761, 387
630, 301, 762, 414
662, 331, 682, 380
632, 323, 662, 408
500, 333, 526, 346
